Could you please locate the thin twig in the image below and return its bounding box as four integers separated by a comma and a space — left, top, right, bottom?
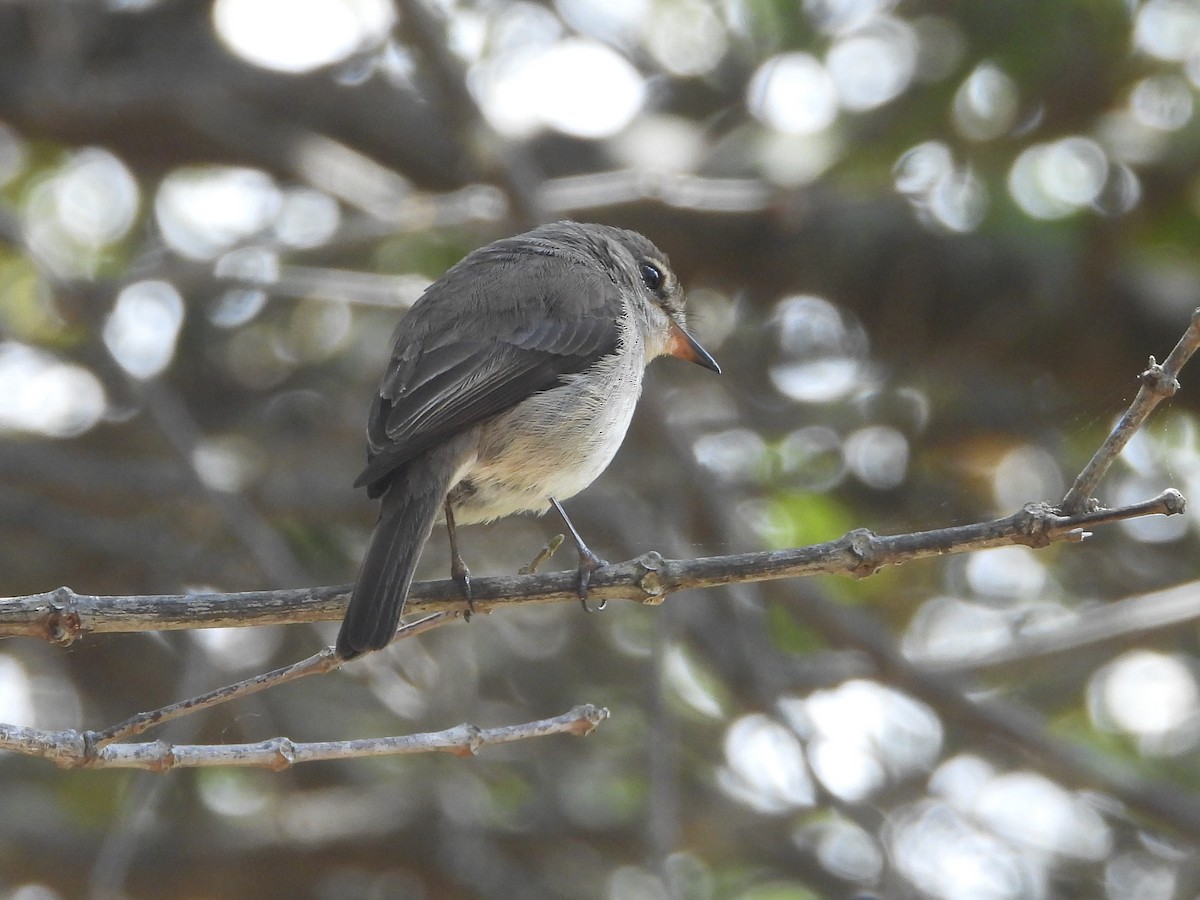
2, 704, 609, 771
2, 490, 1182, 643
1061, 307, 1200, 513
88, 612, 461, 749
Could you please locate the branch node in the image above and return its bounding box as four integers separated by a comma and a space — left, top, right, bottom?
47, 586, 82, 646
271, 738, 297, 771
1161, 488, 1187, 515
153, 742, 176, 773
1015, 503, 1056, 548
568, 704, 610, 736
458, 724, 483, 757
846, 529, 882, 577
635, 552, 668, 604
1141, 357, 1180, 397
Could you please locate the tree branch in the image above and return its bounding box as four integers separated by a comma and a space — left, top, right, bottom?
0, 490, 1182, 644
1061, 306, 1200, 513
0, 704, 608, 771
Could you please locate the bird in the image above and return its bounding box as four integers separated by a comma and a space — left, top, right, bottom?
336, 221, 720, 660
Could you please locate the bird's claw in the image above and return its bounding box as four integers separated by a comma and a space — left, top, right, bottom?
451, 560, 475, 621
576, 547, 608, 613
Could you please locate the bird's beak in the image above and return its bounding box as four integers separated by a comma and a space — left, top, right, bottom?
666, 319, 721, 373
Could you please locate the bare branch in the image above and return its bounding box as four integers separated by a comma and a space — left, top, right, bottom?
1, 491, 1181, 643
0, 704, 609, 771
1061, 307, 1200, 513
89, 612, 459, 748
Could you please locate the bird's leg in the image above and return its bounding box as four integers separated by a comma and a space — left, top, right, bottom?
444, 499, 474, 619
549, 497, 608, 612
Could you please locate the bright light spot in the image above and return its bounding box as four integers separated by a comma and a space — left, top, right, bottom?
214, 247, 279, 288
953, 62, 1019, 141
826, 16, 917, 111
801, 681, 942, 802
644, 0, 726, 76
757, 130, 845, 187
1008, 137, 1109, 219
804, 818, 884, 882
1096, 110, 1171, 166
23, 148, 140, 274
778, 426, 846, 492
1090, 650, 1200, 745
805, 0, 899, 34
1039, 137, 1109, 205
929, 166, 988, 232
0, 655, 34, 725
895, 141, 954, 194
719, 714, 815, 813
844, 425, 908, 489
191, 623, 282, 671
611, 115, 706, 174
555, 0, 650, 44
768, 295, 870, 403
895, 142, 988, 232
474, 38, 645, 139
1131, 75, 1194, 131
156, 167, 282, 259
929, 754, 996, 809
973, 772, 1111, 860
993, 444, 1064, 511
1092, 163, 1142, 216
274, 187, 341, 248
103, 280, 185, 380
210, 289, 268, 329
902, 596, 1013, 662
213, 0, 394, 73
0, 342, 106, 438
966, 546, 1047, 602
1115, 474, 1190, 543
192, 435, 263, 493
664, 644, 725, 718
197, 769, 272, 817
891, 800, 1044, 900
693, 428, 770, 484
52, 148, 139, 247
1135, 0, 1200, 62
771, 358, 866, 403
808, 738, 886, 802
211, 248, 276, 329
748, 53, 839, 135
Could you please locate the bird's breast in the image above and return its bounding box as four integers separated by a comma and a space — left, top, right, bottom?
448, 324, 648, 524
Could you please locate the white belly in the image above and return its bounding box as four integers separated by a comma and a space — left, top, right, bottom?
448, 329, 646, 524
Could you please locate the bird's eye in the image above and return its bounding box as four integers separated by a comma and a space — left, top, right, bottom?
640, 262, 664, 292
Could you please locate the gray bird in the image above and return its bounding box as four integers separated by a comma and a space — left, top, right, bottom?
337, 221, 720, 659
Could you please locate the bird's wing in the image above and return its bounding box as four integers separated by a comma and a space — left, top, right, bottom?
354, 271, 622, 496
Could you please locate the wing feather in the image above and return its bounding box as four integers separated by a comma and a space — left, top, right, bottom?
354, 258, 622, 496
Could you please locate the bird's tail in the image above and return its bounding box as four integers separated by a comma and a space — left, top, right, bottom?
337, 456, 457, 660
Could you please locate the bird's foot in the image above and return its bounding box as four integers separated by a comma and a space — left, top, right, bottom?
549, 497, 608, 613
520, 533, 565, 575
451, 557, 475, 621
445, 499, 474, 621
575, 545, 608, 613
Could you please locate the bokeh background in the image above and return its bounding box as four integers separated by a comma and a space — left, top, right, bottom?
4, 0, 1200, 897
